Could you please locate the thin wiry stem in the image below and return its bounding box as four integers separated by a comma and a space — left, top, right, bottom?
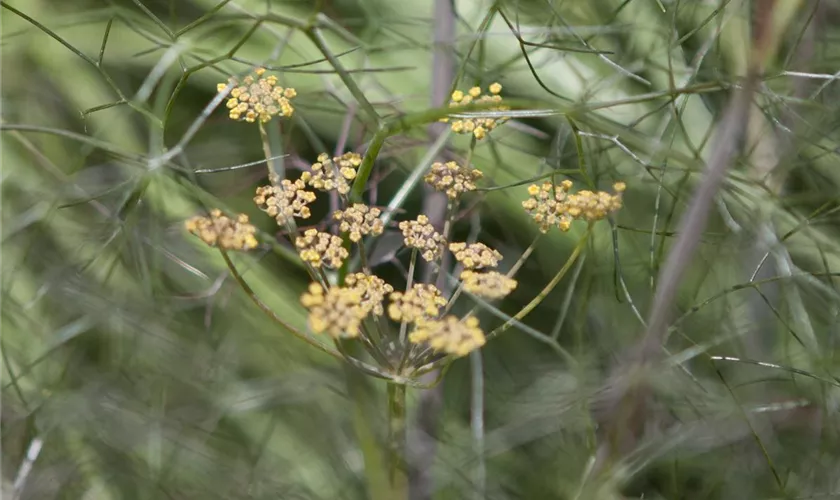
487, 227, 591, 340
470, 350, 485, 500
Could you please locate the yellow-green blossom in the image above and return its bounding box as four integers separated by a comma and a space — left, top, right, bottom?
460, 270, 517, 300
300, 283, 366, 338
295, 229, 348, 268
185, 209, 258, 251
409, 315, 485, 356
217, 67, 296, 123
388, 284, 447, 324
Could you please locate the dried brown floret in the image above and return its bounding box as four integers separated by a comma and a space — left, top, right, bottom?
185, 209, 258, 251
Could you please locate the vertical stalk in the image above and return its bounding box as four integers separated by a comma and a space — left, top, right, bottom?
387, 383, 409, 499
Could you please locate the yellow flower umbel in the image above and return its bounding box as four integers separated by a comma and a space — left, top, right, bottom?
522, 180, 624, 232
254, 178, 317, 225
300, 283, 366, 338
409, 315, 486, 357
521, 180, 574, 233
443, 83, 508, 140
333, 204, 385, 242
424, 161, 483, 199
563, 182, 625, 222
301, 152, 362, 195
295, 229, 349, 269
449, 242, 503, 270
460, 270, 517, 300
345, 273, 394, 316
399, 215, 445, 262
388, 284, 447, 324
185, 209, 258, 251
217, 67, 296, 123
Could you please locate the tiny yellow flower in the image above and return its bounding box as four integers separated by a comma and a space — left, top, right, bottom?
217, 67, 296, 123
345, 272, 394, 316
185, 209, 259, 251
449, 242, 503, 270
424, 161, 483, 200
254, 178, 317, 226
388, 284, 447, 324
300, 283, 367, 338
409, 315, 485, 357
333, 204, 384, 242
399, 215, 444, 262
442, 83, 508, 140
460, 270, 517, 300
296, 229, 348, 269
300, 152, 362, 195
521, 181, 573, 233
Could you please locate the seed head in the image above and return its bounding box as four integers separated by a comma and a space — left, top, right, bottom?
218, 67, 296, 123
300, 152, 362, 194
409, 315, 485, 357
399, 215, 444, 262
424, 161, 483, 199
300, 283, 366, 338
185, 209, 258, 251
449, 242, 503, 270
333, 204, 384, 242
345, 272, 394, 316
388, 284, 447, 324
443, 83, 507, 140
254, 178, 317, 225
460, 270, 517, 300
295, 229, 348, 269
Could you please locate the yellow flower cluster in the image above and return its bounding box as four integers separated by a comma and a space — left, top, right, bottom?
398, 215, 444, 262
300, 283, 366, 338
254, 178, 317, 226
295, 229, 348, 268
345, 272, 394, 316
424, 161, 483, 199
388, 284, 447, 324
443, 83, 507, 140
217, 67, 296, 123
185, 209, 258, 251
449, 242, 503, 270
460, 270, 517, 300
301, 152, 362, 195
521, 180, 624, 233
333, 204, 384, 242
409, 316, 485, 357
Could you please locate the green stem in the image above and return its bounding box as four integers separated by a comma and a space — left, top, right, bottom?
387, 383, 408, 498
487, 226, 591, 340
344, 364, 391, 500
305, 27, 380, 128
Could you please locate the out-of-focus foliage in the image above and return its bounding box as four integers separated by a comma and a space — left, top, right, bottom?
3, 0, 840, 499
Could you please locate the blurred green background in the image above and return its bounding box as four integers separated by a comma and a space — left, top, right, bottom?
4, 0, 840, 498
